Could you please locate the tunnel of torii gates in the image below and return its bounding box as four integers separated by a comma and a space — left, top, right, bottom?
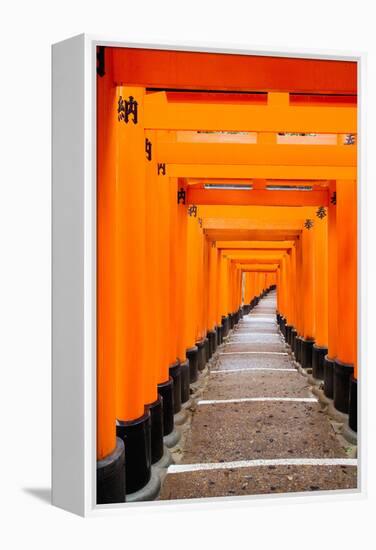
96, 47, 357, 504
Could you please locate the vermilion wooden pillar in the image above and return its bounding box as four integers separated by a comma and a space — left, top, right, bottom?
301, 220, 316, 369
114, 86, 155, 498
324, 182, 338, 398
207, 241, 219, 354
144, 129, 165, 466
186, 210, 200, 383
154, 144, 178, 448
334, 179, 357, 429
167, 175, 183, 419
294, 236, 304, 362
312, 208, 329, 380
96, 52, 125, 504
176, 185, 190, 404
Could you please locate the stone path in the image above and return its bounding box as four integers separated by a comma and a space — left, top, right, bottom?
159, 291, 357, 500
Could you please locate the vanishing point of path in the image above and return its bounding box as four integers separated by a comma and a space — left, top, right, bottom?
160, 290, 357, 500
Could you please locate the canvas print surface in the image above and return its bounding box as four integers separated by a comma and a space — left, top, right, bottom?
96, 47, 358, 504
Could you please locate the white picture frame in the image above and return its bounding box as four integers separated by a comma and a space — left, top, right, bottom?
52, 34, 365, 517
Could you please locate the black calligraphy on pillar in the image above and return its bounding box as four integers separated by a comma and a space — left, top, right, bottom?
188, 205, 198, 217
145, 138, 152, 161
316, 206, 327, 219
117, 96, 138, 124
198, 217, 203, 228
345, 134, 355, 145
330, 191, 337, 205
157, 163, 166, 175
177, 188, 186, 204
304, 219, 314, 230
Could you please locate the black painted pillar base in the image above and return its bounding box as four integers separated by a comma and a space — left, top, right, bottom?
180, 360, 190, 404
169, 360, 181, 414
158, 377, 174, 435
97, 437, 125, 504
208, 329, 216, 357
216, 325, 222, 346
301, 338, 314, 369
196, 339, 206, 371
291, 328, 297, 356
186, 345, 198, 383
295, 336, 302, 364
116, 410, 151, 495
312, 344, 328, 380
147, 396, 164, 464
221, 315, 230, 338
280, 317, 286, 338
285, 325, 292, 346
348, 376, 357, 432
323, 355, 334, 398
229, 313, 234, 329
334, 359, 354, 414
204, 337, 210, 363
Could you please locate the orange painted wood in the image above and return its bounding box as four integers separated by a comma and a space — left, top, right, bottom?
97, 50, 117, 460
115, 86, 147, 423
327, 182, 338, 359
158, 143, 356, 167
336, 180, 357, 374
187, 189, 329, 207
111, 48, 357, 94
302, 224, 316, 340
144, 92, 356, 134
314, 213, 329, 347
144, 129, 159, 405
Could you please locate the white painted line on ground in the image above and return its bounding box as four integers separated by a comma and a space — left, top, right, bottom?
167, 458, 358, 474
198, 397, 318, 405
220, 351, 288, 356
211, 367, 297, 374
231, 332, 282, 344
233, 331, 279, 336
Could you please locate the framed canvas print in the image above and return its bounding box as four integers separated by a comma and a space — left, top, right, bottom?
52, 35, 363, 516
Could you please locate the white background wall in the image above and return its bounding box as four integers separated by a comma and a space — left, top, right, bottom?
1, 0, 375, 547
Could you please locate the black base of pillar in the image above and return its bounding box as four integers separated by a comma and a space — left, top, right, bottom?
312, 344, 328, 380
323, 355, 335, 398
285, 325, 292, 346
216, 325, 221, 345
348, 376, 357, 432
280, 317, 286, 338
97, 437, 125, 504
295, 336, 302, 364
147, 396, 164, 464
169, 360, 181, 414
334, 359, 354, 414
196, 339, 206, 371
180, 360, 190, 404
301, 338, 314, 369
229, 313, 234, 329
208, 329, 216, 357
204, 337, 210, 363
116, 410, 151, 495
186, 345, 198, 383
222, 315, 230, 337
291, 328, 297, 356
158, 377, 174, 435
